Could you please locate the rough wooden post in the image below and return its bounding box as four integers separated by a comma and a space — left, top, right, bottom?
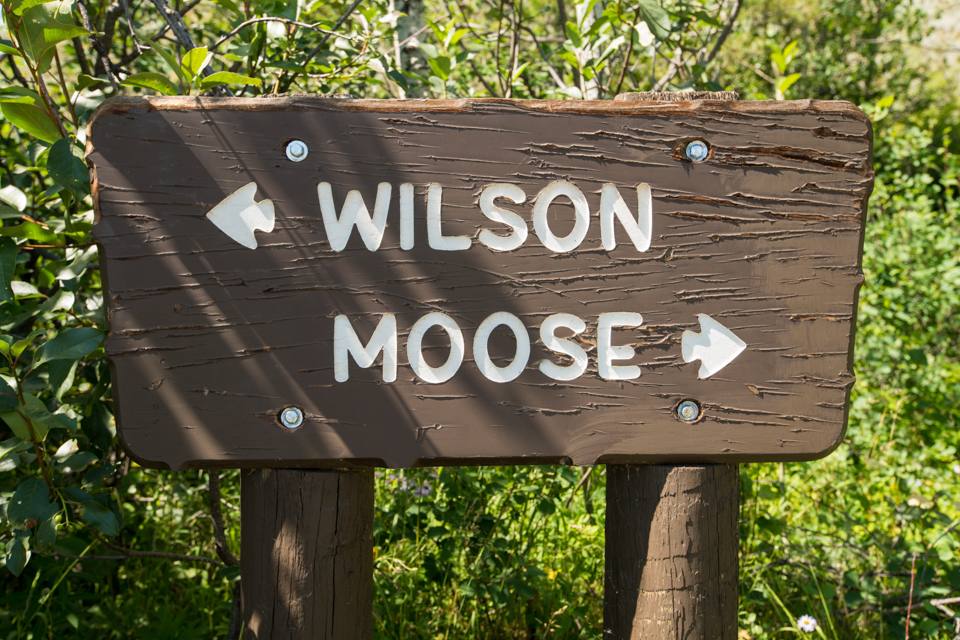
602, 89, 741, 640
603, 464, 740, 639
241, 468, 374, 640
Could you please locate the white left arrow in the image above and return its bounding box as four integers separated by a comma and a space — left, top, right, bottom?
681, 314, 747, 379
205, 182, 275, 249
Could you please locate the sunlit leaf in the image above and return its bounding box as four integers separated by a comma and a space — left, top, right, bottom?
180, 47, 212, 82
0, 222, 58, 244
198, 71, 263, 92
77, 74, 106, 92
0, 96, 34, 105
0, 102, 61, 143
0, 238, 17, 303
56, 246, 97, 280
17, 1, 87, 73
146, 40, 189, 89
34, 327, 104, 366
121, 72, 180, 96
636, 0, 671, 40
39, 288, 74, 314
11, 280, 40, 297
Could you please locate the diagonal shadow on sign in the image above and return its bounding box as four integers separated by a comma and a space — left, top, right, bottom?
89, 97, 870, 469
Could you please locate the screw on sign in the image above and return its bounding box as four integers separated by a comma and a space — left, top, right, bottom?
285, 139, 308, 162
86, 95, 872, 640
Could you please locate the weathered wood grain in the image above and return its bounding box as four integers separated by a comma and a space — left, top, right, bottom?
604, 464, 739, 639
240, 468, 374, 639
87, 96, 872, 469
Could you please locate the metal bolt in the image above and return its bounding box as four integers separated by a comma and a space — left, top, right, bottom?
285, 140, 308, 162
280, 406, 304, 429
677, 400, 701, 422
685, 140, 709, 162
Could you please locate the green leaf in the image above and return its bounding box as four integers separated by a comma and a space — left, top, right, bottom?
0, 238, 17, 303
48, 138, 90, 197
428, 56, 451, 80
33, 327, 104, 366
12, 0, 48, 15
5, 537, 28, 576
147, 40, 189, 89
11, 281, 39, 298
17, 2, 87, 73
0, 43, 21, 57
0, 205, 23, 220
782, 40, 799, 63
7, 477, 51, 529
55, 450, 96, 473
777, 72, 802, 94
0, 379, 17, 412
876, 95, 894, 109
48, 357, 77, 401
636, 0, 671, 40
0, 86, 42, 109
418, 42, 439, 59
11, 329, 44, 358
0, 436, 29, 458
63, 486, 93, 503
536, 498, 556, 515
39, 288, 75, 315
0, 95, 35, 105
56, 246, 97, 280
180, 47, 211, 83
0, 222, 58, 244
198, 71, 262, 92
36, 512, 57, 549
121, 72, 180, 96
77, 74, 106, 92
22, 400, 71, 437
0, 186, 27, 211
0, 102, 60, 143
82, 464, 115, 488
79, 500, 119, 536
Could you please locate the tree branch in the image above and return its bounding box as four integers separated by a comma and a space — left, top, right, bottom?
211, 17, 360, 50
76, 0, 123, 91
89, 529, 225, 566
208, 471, 239, 566
278, 0, 366, 93
148, 0, 231, 95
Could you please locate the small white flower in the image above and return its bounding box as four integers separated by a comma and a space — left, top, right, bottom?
635, 21, 655, 47
797, 615, 818, 632
953, 464, 960, 474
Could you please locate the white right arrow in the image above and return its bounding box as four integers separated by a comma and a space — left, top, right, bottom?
681, 314, 747, 379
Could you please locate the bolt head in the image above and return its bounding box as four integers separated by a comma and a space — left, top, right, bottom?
685, 140, 709, 162
280, 407, 304, 429
285, 140, 308, 162
678, 400, 701, 422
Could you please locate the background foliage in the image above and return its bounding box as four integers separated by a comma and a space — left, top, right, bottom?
0, 0, 955, 636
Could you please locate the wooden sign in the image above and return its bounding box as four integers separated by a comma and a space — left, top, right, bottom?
87, 96, 872, 470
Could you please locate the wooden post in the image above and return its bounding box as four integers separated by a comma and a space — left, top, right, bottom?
602, 89, 741, 640
241, 468, 374, 640
603, 464, 740, 639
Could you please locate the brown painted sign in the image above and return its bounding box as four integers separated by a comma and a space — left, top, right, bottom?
87, 96, 872, 470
